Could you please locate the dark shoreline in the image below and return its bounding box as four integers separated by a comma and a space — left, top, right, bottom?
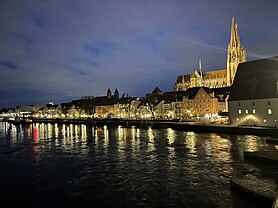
4, 118, 278, 137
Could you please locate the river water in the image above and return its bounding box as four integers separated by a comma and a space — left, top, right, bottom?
0, 122, 276, 208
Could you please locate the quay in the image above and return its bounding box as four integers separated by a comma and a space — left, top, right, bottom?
230, 151, 278, 207
7, 118, 278, 137
230, 175, 276, 207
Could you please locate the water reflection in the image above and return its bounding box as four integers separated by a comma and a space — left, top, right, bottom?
243, 135, 263, 152
32, 126, 40, 163
0, 122, 274, 161
185, 132, 197, 154
0, 122, 276, 208
147, 127, 155, 152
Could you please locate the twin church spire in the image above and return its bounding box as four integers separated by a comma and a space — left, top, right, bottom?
174, 17, 246, 92
197, 17, 246, 86
227, 17, 246, 86
229, 17, 241, 48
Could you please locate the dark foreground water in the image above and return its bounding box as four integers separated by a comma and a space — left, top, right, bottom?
0, 122, 277, 208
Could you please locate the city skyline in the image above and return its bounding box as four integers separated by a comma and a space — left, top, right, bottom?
1, 0, 278, 108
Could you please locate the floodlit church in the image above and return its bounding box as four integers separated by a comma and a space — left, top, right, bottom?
174, 17, 246, 91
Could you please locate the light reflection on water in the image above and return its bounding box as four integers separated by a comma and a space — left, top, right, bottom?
0, 122, 276, 208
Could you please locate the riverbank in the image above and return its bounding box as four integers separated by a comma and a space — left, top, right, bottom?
22, 118, 278, 137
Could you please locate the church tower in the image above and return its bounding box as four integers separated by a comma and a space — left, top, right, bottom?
114, 88, 119, 99
226, 17, 246, 86
107, 88, 112, 98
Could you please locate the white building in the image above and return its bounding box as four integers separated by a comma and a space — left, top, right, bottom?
229, 56, 278, 127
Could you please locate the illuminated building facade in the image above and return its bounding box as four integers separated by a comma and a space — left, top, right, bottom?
182, 87, 229, 119
229, 57, 278, 127
141, 87, 229, 119
174, 17, 246, 91
114, 99, 140, 119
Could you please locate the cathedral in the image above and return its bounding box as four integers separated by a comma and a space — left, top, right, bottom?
174, 17, 246, 91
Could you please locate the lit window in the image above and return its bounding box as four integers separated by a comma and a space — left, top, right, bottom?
268, 109, 272, 115
238, 110, 241, 115
264, 119, 267, 123
245, 110, 248, 114
252, 109, 256, 114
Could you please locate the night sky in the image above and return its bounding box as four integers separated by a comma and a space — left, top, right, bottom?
0, 0, 278, 108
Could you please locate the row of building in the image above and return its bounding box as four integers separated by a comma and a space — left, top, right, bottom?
0, 86, 229, 122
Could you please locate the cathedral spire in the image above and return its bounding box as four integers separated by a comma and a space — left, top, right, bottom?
199, 58, 202, 77
229, 17, 242, 48
235, 23, 241, 46
226, 17, 246, 86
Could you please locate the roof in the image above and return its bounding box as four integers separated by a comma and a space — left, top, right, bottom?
204, 69, 226, 79
18, 105, 33, 112
175, 74, 190, 84
229, 56, 278, 101
213, 87, 231, 100
69, 96, 136, 107
161, 91, 188, 103
184, 87, 202, 99
152, 87, 163, 94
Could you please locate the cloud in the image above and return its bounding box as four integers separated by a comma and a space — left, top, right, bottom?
0, 0, 278, 107
0, 59, 17, 69
0, 88, 78, 108
84, 41, 116, 56
33, 16, 51, 29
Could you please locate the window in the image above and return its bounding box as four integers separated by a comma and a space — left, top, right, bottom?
268, 109, 272, 115
238, 110, 242, 115
245, 109, 248, 114
268, 101, 271, 105
238, 102, 241, 106
252, 109, 256, 114
252, 102, 255, 106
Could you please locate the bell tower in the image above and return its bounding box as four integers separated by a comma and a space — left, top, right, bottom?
226, 17, 246, 86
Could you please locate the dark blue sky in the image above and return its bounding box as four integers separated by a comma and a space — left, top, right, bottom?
0, 0, 278, 108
